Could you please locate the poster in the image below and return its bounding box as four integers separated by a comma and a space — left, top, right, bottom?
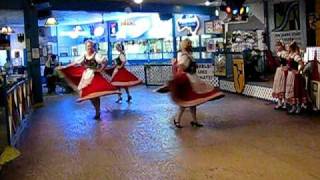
42, 47, 48, 57
196, 63, 216, 84
32, 48, 40, 59
271, 30, 302, 49
214, 55, 226, 77
205, 20, 223, 34
206, 39, 216, 52
233, 59, 245, 94
271, 1, 303, 50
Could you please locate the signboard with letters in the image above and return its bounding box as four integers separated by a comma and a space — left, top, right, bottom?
196, 63, 216, 84
271, 30, 302, 50
175, 14, 210, 36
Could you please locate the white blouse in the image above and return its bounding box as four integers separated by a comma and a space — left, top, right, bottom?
177, 52, 193, 71
75, 52, 107, 91
74, 53, 106, 65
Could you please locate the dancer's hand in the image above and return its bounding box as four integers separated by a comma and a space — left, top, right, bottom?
55, 66, 64, 70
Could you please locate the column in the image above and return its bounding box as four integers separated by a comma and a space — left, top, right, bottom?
24, 4, 43, 105
317, 0, 320, 46
172, 14, 177, 59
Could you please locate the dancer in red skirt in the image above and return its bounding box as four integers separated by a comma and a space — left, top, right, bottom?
157, 39, 224, 128
285, 42, 307, 114
272, 41, 289, 110
57, 40, 120, 120
106, 43, 142, 103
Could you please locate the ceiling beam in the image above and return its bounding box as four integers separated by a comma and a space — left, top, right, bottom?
0, 0, 24, 9
50, 0, 214, 15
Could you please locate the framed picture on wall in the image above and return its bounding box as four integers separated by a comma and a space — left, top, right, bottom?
204, 20, 224, 34
47, 45, 53, 54
206, 39, 216, 52
42, 47, 48, 57
214, 55, 226, 77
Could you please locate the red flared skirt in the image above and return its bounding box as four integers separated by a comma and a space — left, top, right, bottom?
58, 66, 120, 102
168, 73, 224, 107
110, 67, 142, 87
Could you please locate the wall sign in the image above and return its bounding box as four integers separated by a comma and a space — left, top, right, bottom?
176, 15, 200, 35
196, 63, 216, 84
109, 22, 118, 37
233, 59, 245, 94
31, 48, 40, 59
271, 30, 302, 50
109, 14, 171, 41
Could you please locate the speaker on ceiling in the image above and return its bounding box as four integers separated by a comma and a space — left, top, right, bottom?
38, 9, 52, 20
225, 0, 245, 8
159, 13, 172, 21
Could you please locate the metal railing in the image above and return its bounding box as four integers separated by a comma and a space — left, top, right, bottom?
0, 75, 33, 148
144, 64, 173, 86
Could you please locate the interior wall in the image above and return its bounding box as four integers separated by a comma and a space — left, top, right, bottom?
10, 26, 25, 60
317, 0, 320, 46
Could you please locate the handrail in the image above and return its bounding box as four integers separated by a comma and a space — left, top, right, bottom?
6, 79, 28, 94
1, 78, 33, 147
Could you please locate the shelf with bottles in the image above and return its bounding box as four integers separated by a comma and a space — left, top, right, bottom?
226, 30, 264, 53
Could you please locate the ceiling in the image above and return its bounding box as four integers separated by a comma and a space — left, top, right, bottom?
0, 0, 257, 26
0, 10, 24, 26
112, 0, 224, 6
40, 11, 159, 26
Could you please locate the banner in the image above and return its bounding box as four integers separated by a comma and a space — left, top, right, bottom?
233, 59, 245, 93
271, 30, 302, 49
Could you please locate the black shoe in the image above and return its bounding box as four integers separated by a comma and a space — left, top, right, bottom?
173, 119, 183, 129
274, 104, 282, 110
127, 96, 132, 103
94, 113, 101, 120
116, 97, 122, 103
190, 121, 203, 127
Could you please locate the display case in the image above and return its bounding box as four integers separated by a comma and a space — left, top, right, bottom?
97, 42, 108, 56
111, 38, 174, 63
112, 40, 149, 61
163, 37, 174, 59
149, 39, 162, 60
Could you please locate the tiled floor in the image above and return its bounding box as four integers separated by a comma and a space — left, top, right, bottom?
1, 86, 320, 180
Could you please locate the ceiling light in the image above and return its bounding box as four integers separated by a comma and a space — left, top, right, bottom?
133, 0, 143, 4
75, 25, 83, 31
226, 6, 231, 14
215, 9, 219, 17
69, 33, 79, 39
232, 9, 238, 15
44, 17, 58, 26
1, 26, 15, 35
94, 26, 105, 37
240, 7, 245, 15
205, 1, 211, 6
246, 6, 250, 13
